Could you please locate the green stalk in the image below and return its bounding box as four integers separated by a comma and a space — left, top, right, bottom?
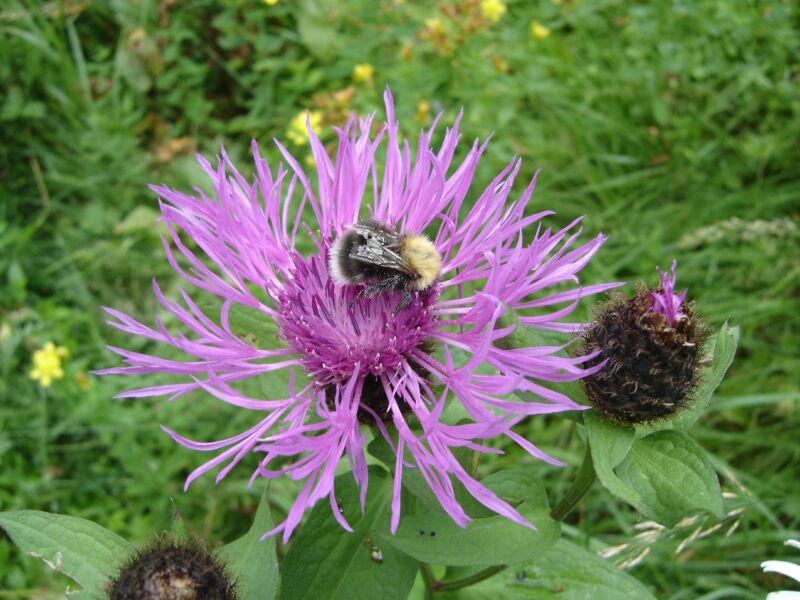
420, 563, 436, 600
434, 565, 508, 592
550, 445, 596, 522
38, 387, 49, 472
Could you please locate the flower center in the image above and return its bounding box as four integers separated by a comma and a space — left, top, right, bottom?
276, 251, 437, 415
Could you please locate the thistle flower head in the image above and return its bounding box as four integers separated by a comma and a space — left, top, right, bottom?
99, 90, 619, 541
582, 260, 705, 424
109, 537, 237, 600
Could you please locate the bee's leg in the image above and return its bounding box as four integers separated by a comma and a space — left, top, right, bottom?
359, 275, 404, 299
393, 291, 414, 314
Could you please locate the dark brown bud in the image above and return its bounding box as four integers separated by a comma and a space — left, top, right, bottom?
582, 262, 706, 425
109, 537, 238, 600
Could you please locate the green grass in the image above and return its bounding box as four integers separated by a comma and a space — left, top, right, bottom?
1, 0, 798, 597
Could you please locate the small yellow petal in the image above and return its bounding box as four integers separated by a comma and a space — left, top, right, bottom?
30, 341, 68, 387
480, 0, 507, 23
287, 110, 323, 146
424, 18, 445, 35
530, 21, 551, 40
352, 63, 374, 83
264, 0, 279, 5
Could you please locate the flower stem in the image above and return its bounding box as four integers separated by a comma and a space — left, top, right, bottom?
38, 387, 49, 472
434, 565, 507, 592
550, 445, 596, 522
420, 563, 436, 600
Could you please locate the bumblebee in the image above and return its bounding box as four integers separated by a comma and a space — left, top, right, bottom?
328, 220, 442, 311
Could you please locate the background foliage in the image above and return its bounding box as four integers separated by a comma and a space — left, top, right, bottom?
1, 0, 798, 597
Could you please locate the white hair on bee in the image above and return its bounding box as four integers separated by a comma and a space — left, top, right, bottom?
328, 234, 351, 286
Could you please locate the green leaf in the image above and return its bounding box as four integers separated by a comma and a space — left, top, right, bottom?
584, 411, 641, 507
194, 297, 286, 353
479, 468, 550, 509
448, 539, 657, 599
637, 322, 739, 435
227, 304, 282, 349
369, 446, 559, 568
280, 467, 418, 600
169, 498, 188, 543
217, 488, 279, 600
380, 480, 560, 567
113, 205, 163, 235
296, 0, 342, 59
0, 511, 134, 599
673, 321, 739, 430
615, 430, 724, 526
585, 412, 635, 470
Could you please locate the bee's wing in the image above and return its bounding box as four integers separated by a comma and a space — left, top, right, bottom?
350, 222, 416, 276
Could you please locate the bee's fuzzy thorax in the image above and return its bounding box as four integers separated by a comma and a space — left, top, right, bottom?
402, 235, 442, 290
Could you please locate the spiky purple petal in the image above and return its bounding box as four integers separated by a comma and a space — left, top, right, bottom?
651, 259, 688, 324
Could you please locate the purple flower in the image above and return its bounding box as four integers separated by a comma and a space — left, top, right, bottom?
98, 90, 619, 541
651, 260, 688, 325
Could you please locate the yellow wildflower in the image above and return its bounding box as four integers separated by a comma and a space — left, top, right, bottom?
264, 0, 279, 5
424, 18, 445, 35
416, 100, 431, 124
480, 0, 507, 23
29, 342, 69, 388
305, 154, 316, 169
530, 21, 551, 40
352, 63, 374, 83
287, 110, 323, 146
